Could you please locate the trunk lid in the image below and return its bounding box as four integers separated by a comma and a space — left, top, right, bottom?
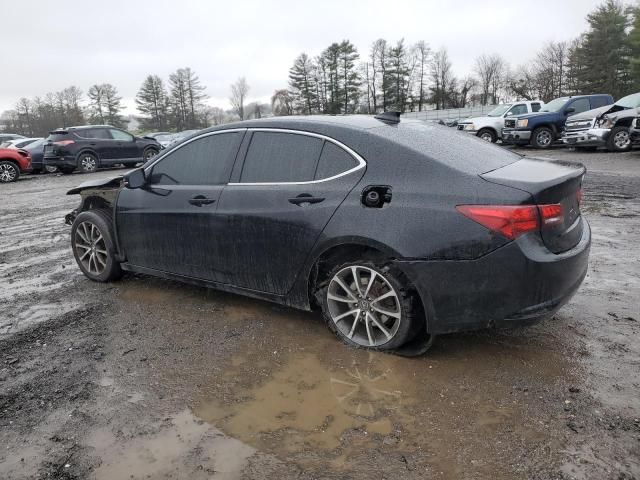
481, 158, 585, 253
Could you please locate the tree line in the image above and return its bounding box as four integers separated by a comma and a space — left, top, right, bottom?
278, 0, 639, 116
2, 0, 638, 136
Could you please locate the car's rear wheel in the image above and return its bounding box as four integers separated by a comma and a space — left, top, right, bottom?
78, 152, 99, 173
531, 127, 554, 148
320, 261, 418, 350
71, 210, 122, 282
606, 126, 631, 152
143, 147, 159, 162
45, 165, 58, 173
477, 128, 497, 143
0, 161, 20, 183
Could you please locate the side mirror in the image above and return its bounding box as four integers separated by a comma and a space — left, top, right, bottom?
565, 107, 575, 115
125, 168, 146, 189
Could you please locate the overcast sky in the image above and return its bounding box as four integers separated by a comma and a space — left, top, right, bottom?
2, 0, 605, 115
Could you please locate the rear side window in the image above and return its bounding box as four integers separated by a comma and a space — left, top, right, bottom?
75, 128, 111, 139
531, 103, 542, 112
240, 132, 323, 183
314, 141, 357, 180
149, 132, 242, 185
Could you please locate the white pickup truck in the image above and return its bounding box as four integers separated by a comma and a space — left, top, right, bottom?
457, 101, 544, 143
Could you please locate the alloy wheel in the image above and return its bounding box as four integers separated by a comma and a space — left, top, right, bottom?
480, 132, 493, 142
81, 155, 97, 172
536, 130, 552, 146
0, 163, 17, 182
144, 149, 157, 161
327, 266, 402, 347
613, 131, 630, 150
74, 221, 108, 275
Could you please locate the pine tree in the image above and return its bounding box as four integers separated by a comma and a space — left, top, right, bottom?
102, 84, 124, 128
385, 39, 410, 111
574, 0, 631, 99
288, 53, 318, 114
136, 75, 169, 131
629, 6, 640, 90
338, 40, 360, 114
87, 84, 106, 124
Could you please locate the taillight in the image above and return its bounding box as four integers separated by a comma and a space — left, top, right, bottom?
456, 203, 563, 240
53, 140, 75, 146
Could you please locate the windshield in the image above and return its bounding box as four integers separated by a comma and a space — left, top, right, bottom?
614, 93, 640, 109
541, 98, 569, 112
487, 104, 513, 117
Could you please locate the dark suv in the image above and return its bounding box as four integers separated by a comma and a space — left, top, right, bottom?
44, 125, 160, 174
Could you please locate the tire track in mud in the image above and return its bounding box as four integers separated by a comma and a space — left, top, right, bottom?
0, 175, 104, 336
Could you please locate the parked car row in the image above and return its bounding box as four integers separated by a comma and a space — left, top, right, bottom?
459, 92, 640, 152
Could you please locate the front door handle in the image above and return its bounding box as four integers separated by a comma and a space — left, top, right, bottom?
188, 195, 216, 206
288, 194, 325, 206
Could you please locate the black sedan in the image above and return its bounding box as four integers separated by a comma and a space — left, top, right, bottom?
64, 114, 590, 354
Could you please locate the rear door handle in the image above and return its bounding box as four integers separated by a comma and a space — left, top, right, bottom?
288, 194, 325, 206
188, 195, 216, 206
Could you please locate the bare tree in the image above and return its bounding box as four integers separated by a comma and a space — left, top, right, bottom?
430, 48, 454, 110
412, 41, 431, 111
474, 53, 507, 105
230, 77, 250, 120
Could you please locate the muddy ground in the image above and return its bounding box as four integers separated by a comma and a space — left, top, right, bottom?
1, 147, 639, 479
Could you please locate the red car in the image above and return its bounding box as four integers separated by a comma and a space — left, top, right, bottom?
0, 148, 32, 183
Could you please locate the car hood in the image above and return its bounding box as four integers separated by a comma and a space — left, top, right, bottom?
507, 111, 555, 121
67, 175, 123, 195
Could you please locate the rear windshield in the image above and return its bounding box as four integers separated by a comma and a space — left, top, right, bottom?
371, 121, 520, 174
47, 132, 70, 142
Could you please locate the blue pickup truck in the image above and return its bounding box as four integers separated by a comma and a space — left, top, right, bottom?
502, 94, 614, 149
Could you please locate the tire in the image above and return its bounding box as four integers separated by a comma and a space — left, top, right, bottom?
45, 165, 59, 173
0, 161, 20, 183
477, 128, 497, 143
606, 126, 632, 152
531, 127, 554, 149
318, 260, 420, 351
143, 147, 159, 163
71, 210, 122, 282
77, 152, 99, 173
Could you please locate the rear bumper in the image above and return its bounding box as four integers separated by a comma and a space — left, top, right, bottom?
561, 128, 609, 146
395, 220, 591, 335
44, 156, 76, 169
501, 128, 531, 145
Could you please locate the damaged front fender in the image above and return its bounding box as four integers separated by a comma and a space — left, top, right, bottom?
66, 175, 124, 195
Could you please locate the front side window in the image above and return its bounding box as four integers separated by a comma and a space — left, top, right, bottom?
506, 104, 527, 116
531, 103, 542, 112
149, 132, 242, 186
240, 132, 323, 183
110, 129, 134, 141
590, 96, 612, 109
569, 98, 591, 115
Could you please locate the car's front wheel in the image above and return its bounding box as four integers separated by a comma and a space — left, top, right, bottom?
606, 126, 631, 152
319, 261, 418, 350
78, 152, 99, 173
531, 127, 554, 148
477, 128, 497, 143
0, 161, 20, 183
143, 147, 159, 162
71, 210, 122, 282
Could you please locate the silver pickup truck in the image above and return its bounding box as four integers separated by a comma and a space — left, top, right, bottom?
457, 101, 544, 143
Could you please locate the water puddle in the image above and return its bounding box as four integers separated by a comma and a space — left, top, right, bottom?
188, 304, 571, 478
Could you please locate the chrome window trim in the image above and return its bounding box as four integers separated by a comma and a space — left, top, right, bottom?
143, 128, 247, 175
143, 127, 366, 186
229, 128, 366, 186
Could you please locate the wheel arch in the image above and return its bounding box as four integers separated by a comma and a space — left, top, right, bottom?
614, 117, 634, 128
75, 148, 100, 165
